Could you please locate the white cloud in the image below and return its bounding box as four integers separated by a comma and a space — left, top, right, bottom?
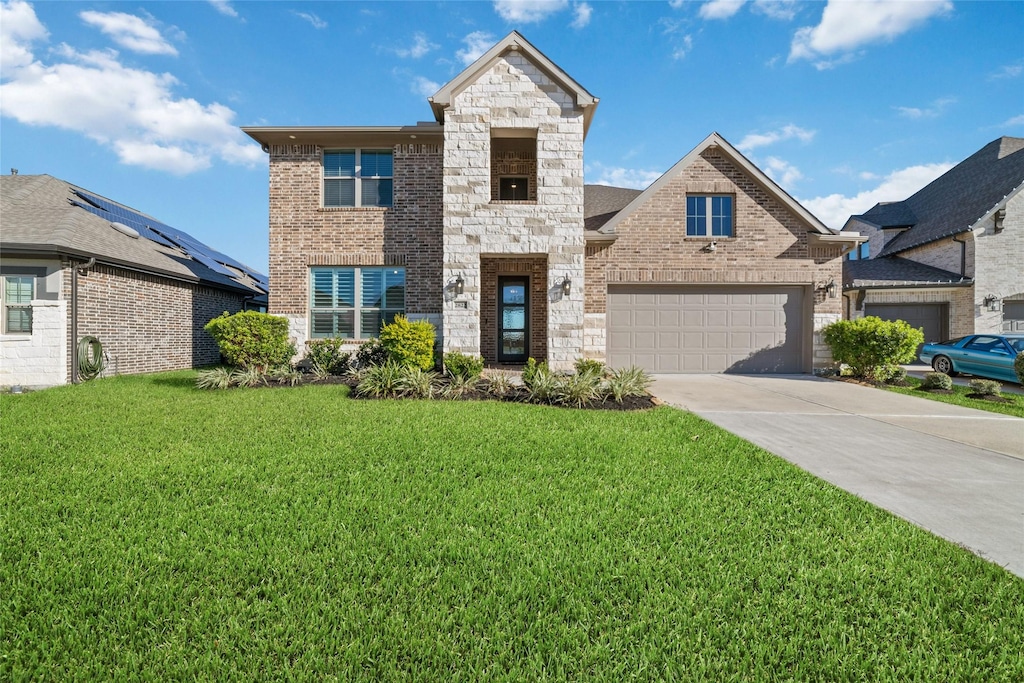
1, 0, 47, 78
737, 124, 815, 152
752, 0, 798, 21
208, 1, 238, 19
571, 2, 592, 29
989, 63, 1023, 81
1003, 114, 1024, 127
493, 0, 569, 23
894, 96, 955, 119
699, 0, 746, 20
0, 3, 262, 175
763, 156, 803, 187
412, 75, 440, 98
672, 35, 694, 60
395, 32, 438, 59
457, 31, 495, 65
800, 162, 953, 229
292, 11, 326, 30
79, 10, 178, 56
789, 0, 952, 66
587, 162, 662, 190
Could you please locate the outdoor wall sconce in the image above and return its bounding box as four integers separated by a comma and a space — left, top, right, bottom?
560, 276, 572, 296
818, 279, 838, 299
993, 209, 1006, 233
702, 241, 717, 253
983, 294, 1001, 312
448, 274, 465, 296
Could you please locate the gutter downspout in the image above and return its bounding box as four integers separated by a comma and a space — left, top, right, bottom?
70, 257, 96, 384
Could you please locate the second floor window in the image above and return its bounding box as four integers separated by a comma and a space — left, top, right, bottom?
846, 242, 870, 260
323, 149, 393, 208
686, 195, 733, 237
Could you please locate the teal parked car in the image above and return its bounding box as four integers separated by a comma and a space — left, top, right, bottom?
919, 334, 1024, 384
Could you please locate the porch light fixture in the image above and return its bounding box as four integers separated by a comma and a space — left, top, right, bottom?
560, 276, 572, 296
818, 279, 838, 299
450, 274, 465, 296
983, 294, 1001, 312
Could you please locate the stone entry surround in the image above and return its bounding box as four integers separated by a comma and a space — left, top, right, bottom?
480, 256, 548, 364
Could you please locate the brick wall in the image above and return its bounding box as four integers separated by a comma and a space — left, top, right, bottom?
267, 143, 443, 349
480, 256, 548, 363
66, 264, 246, 377
584, 148, 843, 367
975, 191, 1024, 333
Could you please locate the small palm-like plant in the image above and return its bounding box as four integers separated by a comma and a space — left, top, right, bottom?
486, 371, 515, 398
196, 367, 234, 390
524, 365, 559, 404
554, 368, 603, 408
231, 366, 266, 388
442, 373, 478, 399
603, 366, 653, 403
356, 362, 405, 398
268, 365, 303, 386
397, 366, 440, 399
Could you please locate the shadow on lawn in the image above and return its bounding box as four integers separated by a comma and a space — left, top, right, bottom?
151, 375, 200, 391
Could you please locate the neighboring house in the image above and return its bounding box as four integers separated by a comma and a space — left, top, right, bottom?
243, 32, 860, 374
842, 137, 1024, 342
1, 174, 268, 388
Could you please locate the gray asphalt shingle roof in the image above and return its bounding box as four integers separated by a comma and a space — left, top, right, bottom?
584, 184, 642, 232
843, 256, 971, 289
854, 137, 1024, 256
1, 174, 265, 297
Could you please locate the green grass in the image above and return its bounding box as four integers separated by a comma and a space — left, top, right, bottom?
884, 377, 1024, 418
2, 372, 1022, 681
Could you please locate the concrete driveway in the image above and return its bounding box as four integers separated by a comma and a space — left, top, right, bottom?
651, 374, 1024, 577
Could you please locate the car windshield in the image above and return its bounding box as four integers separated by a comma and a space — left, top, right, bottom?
1006, 337, 1024, 353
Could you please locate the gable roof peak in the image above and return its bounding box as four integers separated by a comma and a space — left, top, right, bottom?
998, 136, 1024, 160
429, 31, 598, 135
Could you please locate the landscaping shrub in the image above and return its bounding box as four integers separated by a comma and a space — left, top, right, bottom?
603, 366, 654, 403
921, 372, 953, 391
554, 368, 603, 408
305, 338, 350, 375
231, 366, 266, 388
444, 352, 484, 380
442, 373, 478, 399
195, 367, 234, 390
486, 371, 515, 397
523, 363, 559, 403
1016, 352, 1024, 385
354, 339, 388, 369
356, 362, 405, 398
204, 311, 295, 371
574, 358, 606, 376
822, 317, 924, 381
268, 365, 303, 386
379, 316, 436, 370
396, 367, 440, 399
969, 379, 1002, 397
521, 358, 548, 389
878, 365, 908, 385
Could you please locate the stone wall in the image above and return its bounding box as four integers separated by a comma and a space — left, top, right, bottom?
974, 191, 1024, 333
584, 148, 843, 369
267, 143, 443, 352
441, 52, 585, 371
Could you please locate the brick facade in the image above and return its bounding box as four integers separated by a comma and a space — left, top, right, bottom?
267, 143, 443, 351
480, 256, 548, 363
65, 264, 246, 378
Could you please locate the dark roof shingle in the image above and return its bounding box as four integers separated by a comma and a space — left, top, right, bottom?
843, 256, 971, 289
584, 184, 642, 232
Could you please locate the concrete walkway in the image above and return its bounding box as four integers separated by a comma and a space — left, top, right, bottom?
651, 374, 1024, 577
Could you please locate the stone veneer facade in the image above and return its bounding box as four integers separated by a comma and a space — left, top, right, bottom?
440, 53, 585, 371
584, 148, 844, 370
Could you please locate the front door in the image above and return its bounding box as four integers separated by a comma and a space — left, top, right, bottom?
498, 277, 529, 363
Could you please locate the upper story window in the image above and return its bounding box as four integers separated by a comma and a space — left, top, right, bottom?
323, 149, 393, 208
499, 177, 529, 201
686, 195, 733, 237
2, 275, 34, 334
491, 131, 537, 202
846, 242, 870, 261
310, 266, 405, 339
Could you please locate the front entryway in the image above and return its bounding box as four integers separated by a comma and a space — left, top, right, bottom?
498, 277, 528, 362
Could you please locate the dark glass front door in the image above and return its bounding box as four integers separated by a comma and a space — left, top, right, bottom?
498, 277, 528, 363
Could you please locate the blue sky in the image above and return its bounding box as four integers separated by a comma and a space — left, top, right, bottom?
2, 0, 1022, 274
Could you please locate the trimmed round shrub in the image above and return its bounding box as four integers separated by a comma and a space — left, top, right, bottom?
444, 352, 484, 380
379, 316, 436, 370
968, 379, 1002, 397
921, 372, 953, 391
354, 339, 388, 369
305, 338, 350, 375
1015, 352, 1024, 385
204, 311, 295, 371
822, 317, 924, 381
574, 358, 606, 376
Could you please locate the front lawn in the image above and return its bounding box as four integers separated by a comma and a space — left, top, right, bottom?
2, 373, 1022, 680
884, 377, 1024, 418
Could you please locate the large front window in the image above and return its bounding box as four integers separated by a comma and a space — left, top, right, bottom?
2, 275, 33, 334
310, 267, 404, 339
686, 195, 733, 237
323, 149, 393, 208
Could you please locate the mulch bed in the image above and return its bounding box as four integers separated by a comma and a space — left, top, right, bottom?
261, 375, 657, 411
965, 393, 1014, 403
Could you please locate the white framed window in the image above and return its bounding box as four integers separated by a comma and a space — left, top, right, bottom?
686, 195, 733, 237
310, 267, 405, 339
323, 149, 393, 208
2, 275, 34, 334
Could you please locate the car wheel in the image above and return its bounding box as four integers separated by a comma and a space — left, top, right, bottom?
932, 355, 957, 376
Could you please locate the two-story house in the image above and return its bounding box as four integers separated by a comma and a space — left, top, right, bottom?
842, 136, 1024, 342
244, 32, 860, 373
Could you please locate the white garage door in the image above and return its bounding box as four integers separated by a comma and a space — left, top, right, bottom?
607, 285, 806, 373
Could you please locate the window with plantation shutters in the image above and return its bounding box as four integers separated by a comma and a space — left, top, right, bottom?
323, 149, 393, 208
309, 267, 404, 339
2, 275, 33, 334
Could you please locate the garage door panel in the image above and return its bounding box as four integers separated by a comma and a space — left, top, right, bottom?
865, 303, 947, 343
608, 285, 805, 374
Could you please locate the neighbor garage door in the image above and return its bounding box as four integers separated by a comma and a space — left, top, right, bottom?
864, 303, 948, 343
1003, 301, 1024, 332
607, 285, 806, 374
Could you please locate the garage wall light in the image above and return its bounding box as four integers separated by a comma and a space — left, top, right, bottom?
817, 278, 838, 299
983, 294, 1001, 312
